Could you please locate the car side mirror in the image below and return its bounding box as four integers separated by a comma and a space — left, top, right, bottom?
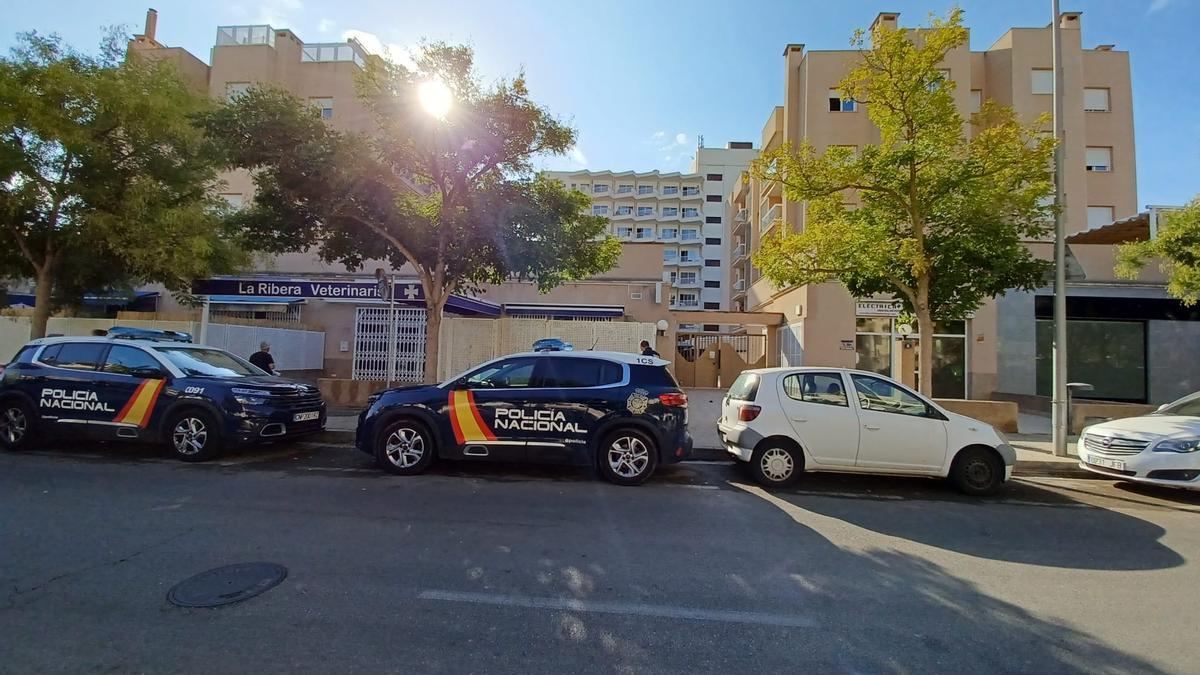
453, 377, 469, 390
1157, 403, 1169, 412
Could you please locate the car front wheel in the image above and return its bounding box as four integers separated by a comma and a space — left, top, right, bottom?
950, 447, 1005, 496
0, 400, 36, 451
750, 442, 802, 488
599, 429, 658, 486
166, 409, 223, 462
375, 419, 435, 475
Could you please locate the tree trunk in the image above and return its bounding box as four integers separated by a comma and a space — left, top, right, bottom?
422, 294, 447, 384
915, 284, 934, 398
30, 265, 54, 340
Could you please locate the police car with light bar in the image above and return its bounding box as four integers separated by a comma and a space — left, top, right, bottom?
355, 351, 692, 485
0, 329, 326, 461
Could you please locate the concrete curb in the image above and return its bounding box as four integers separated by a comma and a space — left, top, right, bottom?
308, 429, 1101, 479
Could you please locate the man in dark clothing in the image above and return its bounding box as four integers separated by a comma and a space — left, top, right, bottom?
640, 340, 660, 358
249, 342, 276, 373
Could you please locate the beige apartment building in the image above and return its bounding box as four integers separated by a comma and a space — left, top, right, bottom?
727, 11, 1199, 404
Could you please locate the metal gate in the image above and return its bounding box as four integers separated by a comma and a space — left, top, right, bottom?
674, 332, 767, 388
352, 307, 427, 382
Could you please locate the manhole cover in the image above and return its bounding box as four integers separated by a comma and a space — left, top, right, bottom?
167, 562, 288, 608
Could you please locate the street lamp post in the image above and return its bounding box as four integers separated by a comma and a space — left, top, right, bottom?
1051, 0, 1070, 457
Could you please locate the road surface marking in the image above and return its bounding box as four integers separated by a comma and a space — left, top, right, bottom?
417, 589, 814, 628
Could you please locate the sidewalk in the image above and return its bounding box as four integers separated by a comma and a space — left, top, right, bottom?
318, 413, 1096, 479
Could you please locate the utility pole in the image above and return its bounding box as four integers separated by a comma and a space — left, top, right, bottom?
1051, 0, 1070, 456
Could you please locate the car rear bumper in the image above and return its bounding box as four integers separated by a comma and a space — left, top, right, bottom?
717, 422, 761, 463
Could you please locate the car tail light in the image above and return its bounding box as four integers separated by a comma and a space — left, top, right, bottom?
739, 405, 762, 422
659, 392, 688, 408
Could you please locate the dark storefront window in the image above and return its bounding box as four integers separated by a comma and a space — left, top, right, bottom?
1036, 319, 1146, 402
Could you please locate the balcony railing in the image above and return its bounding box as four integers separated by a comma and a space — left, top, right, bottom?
734, 279, 746, 291
675, 277, 700, 288
671, 299, 701, 309
680, 232, 701, 242
681, 187, 702, 200
659, 230, 679, 242
760, 203, 781, 231
301, 42, 367, 68
677, 257, 703, 267
216, 25, 276, 47
733, 243, 747, 260
681, 210, 702, 222
636, 187, 656, 199
736, 208, 748, 223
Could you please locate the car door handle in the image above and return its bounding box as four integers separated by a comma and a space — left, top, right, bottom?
863, 424, 881, 431
790, 417, 808, 423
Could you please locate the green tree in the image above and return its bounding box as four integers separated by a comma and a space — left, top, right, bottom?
750, 10, 1055, 395
0, 31, 247, 337
203, 43, 619, 382
1116, 197, 1200, 305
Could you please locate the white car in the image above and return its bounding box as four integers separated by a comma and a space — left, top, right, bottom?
716, 367, 1016, 496
1077, 392, 1200, 489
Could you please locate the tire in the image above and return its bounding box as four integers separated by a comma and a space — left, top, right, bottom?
950, 447, 1005, 497
750, 441, 802, 488
374, 418, 436, 475
598, 428, 659, 486
165, 409, 223, 462
0, 399, 37, 452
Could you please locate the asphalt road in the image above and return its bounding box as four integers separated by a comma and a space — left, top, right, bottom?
3, 440, 1199, 674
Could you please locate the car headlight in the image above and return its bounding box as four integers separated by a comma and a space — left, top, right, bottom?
366, 392, 383, 407
234, 395, 267, 406
1153, 438, 1200, 453
232, 388, 270, 407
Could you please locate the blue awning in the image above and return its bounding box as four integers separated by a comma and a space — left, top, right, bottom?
208, 295, 304, 305
6, 291, 159, 308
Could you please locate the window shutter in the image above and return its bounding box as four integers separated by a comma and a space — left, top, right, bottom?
1084, 88, 1110, 112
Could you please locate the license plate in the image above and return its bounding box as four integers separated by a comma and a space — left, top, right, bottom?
293, 411, 320, 422
1090, 456, 1125, 471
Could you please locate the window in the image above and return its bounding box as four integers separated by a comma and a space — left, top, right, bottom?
704, 302, 720, 310
850, 374, 931, 417
929, 68, 951, 91
158, 347, 260, 377
706, 173, 723, 181
1031, 69, 1054, 95
680, 250, 698, 262
663, 249, 679, 263
636, 227, 653, 239
637, 185, 655, 195
782, 372, 849, 407
577, 184, 591, 192
615, 226, 633, 237
677, 293, 698, 307
225, 82, 251, 101
705, 237, 721, 245
705, 216, 721, 224
704, 259, 721, 267
682, 186, 701, 196
828, 89, 856, 112
615, 205, 633, 215
1085, 147, 1112, 172
682, 208, 700, 218
616, 184, 634, 194
1087, 206, 1115, 228
539, 357, 623, 388
660, 227, 678, 238
1084, 87, 1111, 112
970, 89, 982, 114
704, 280, 720, 289
8, 345, 37, 365
681, 229, 699, 241
630, 291, 643, 300
309, 97, 334, 119
679, 272, 697, 285
728, 372, 760, 401
466, 358, 538, 389
662, 207, 679, 217
637, 206, 655, 217
706, 195, 722, 202
102, 346, 163, 376
668, 271, 678, 283
592, 205, 609, 216
42, 343, 106, 371
661, 186, 679, 196
592, 184, 609, 193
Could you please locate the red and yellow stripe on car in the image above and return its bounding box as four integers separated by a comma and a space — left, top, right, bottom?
448, 390, 496, 444
114, 379, 165, 428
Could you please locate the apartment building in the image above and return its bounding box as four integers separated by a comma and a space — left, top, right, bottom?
547, 144, 756, 319
729, 11, 1177, 402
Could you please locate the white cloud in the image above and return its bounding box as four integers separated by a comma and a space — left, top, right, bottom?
675, 133, 688, 145
652, 130, 665, 140
253, 0, 303, 26
342, 29, 416, 69
645, 130, 694, 171
569, 146, 588, 168
317, 18, 335, 33
1148, 0, 1177, 12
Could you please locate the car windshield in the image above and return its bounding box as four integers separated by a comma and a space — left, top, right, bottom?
1154, 392, 1200, 417
157, 347, 264, 377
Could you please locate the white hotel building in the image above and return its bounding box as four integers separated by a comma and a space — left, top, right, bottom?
547, 143, 757, 316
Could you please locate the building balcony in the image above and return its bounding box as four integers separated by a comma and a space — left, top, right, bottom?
759, 179, 782, 199
760, 203, 781, 232
660, 187, 680, 198
732, 243, 747, 261
670, 299, 701, 310
677, 257, 703, 267
633, 230, 656, 241
216, 25, 276, 47
614, 187, 635, 198
612, 209, 635, 221
736, 208, 748, 223
634, 211, 657, 221
734, 278, 747, 292
674, 277, 701, 288
658, 210, 681, 222
635, 188, 657, 199
679, 233, 702, 244
658, 231, 679, 242
681, 188, 703, 201
301, 42, 367, 68
680, 211, 702, 223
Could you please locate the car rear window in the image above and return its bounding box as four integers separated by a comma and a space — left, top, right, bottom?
630, 364, 679, 389
539, 357, 624, 388
728, 372, 760, 401
8, 345, 37, 365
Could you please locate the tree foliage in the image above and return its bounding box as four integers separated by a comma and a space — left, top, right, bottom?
1116, 196, 1200, 305
0, 31, 247, 336
750, 9, 1055, 394
202, 43, 619, 381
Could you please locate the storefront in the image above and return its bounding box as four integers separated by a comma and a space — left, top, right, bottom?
854, 301, 969, 399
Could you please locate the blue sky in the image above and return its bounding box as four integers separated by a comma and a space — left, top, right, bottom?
5, 0, 1198, 205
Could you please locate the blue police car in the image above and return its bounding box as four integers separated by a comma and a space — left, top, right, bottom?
356, 351, 692, 485
0, 332, 326, 461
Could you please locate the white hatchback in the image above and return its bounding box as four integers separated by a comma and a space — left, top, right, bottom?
1077, 392, 1200, 490
717, 367, 1015, 495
